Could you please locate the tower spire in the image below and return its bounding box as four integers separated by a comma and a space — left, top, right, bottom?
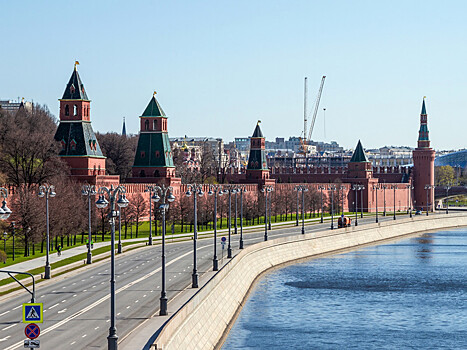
122, 117, 127, 136
417, 97, 430, 148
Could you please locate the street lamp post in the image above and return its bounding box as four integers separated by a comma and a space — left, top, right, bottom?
234, 189, 238, 235
2, 232, 7, 263
391, 185, 397, 220
260, 186, 273, 241
295, 187, 299, 226
95, 184, 129, 350
145, 186, 158, 246
38, 184, 56, 279
11, 222, 15, 261
208, 185, 223, 270
82, 184, 97, 263
382, 185, 387, 216
424, 184, 434, 216
268, 187, 273, 231
224, 185, 237, 258
340, 185, 346, 215
328, 185, 336, 229
445, 184, 451, 214
186, 184, 204, 288
238, 186, 247, 249
373, 185, 379, 223
361, 185, 365, 218
151, 184, 175, 316
406, 185, 413, 218
318, 185, 325, 223
294, 186, 308, 234
352, 184, 358, 226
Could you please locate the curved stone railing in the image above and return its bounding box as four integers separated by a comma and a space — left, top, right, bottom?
153, 214, 467, 350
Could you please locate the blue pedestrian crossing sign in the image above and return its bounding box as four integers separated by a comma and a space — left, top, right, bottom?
22, 303, 43, 323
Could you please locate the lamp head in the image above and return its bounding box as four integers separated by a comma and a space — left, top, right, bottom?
1, 200, 12, 214
96, 195, 109, 209
38, 190, 45, 198
208, 190, 213, 196
50, 190, 56, 198
186, 191, 192, 197
167, 193, 176, 202
117, 194, 129, 208
198, 190, 204, 197
151, 193, 161, 202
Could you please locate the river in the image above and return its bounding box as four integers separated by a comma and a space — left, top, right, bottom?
222, 228, 467, 349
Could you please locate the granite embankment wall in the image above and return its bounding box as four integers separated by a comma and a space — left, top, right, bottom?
153, 214, 467, 350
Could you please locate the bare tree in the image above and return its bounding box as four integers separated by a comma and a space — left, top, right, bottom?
96, 132, 138, 180
0, 104, 66, 188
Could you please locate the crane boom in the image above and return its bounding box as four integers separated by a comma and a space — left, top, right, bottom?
303, 77, 308, 140
307, 75, 326, 142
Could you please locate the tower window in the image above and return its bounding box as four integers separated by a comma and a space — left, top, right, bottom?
73, 105, 78, 116
145, 119, 150, 130
140, 151, 145, 158
153, 120, 157, 130
65, 105, 70, 116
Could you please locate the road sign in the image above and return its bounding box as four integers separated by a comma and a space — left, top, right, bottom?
22, 303, 43, 323
221, 237, 226, 242
24, 323, 40, 339
24, 339, 40, 348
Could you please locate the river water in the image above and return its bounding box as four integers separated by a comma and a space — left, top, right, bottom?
222, 229, 467, 349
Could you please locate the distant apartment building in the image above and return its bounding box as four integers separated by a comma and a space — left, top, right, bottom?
366, 146, 414, 167
170, 136, 228, 169
0, 99, 33, 113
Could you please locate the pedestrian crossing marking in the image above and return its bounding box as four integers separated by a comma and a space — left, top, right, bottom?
23, 303, 43, 323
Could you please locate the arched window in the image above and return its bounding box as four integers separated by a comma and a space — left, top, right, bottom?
153, 170, 160, 177
65, 105, 69, 116
153, 120, 157, 130
73, 105, 78, 116
139, 170, 146, 177
145, 119, 150, 130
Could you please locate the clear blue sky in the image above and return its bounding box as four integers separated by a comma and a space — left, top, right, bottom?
1, 0, 465, 150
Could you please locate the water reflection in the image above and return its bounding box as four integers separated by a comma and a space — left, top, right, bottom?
222, 229, 467, 350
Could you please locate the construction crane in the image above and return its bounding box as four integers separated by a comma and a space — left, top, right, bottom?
307, 75, 326, 142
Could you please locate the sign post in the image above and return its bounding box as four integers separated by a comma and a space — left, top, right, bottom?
221, 236, 226, 260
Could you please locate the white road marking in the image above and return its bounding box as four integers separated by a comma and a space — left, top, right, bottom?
62, 300, 66, 303
135, 300, 139, 303
82, 334, 87, 338
94, 326, 99, 330
0, 311, 10, 317
70, 341, 76, 345
83, 290, 87, 292
58, 308, 67, 314
126, 306, 130, 309
2, 248, 203, 350
0, 336, 11, 342
49, 303, 59, 310
2, 324, 15, 331
73, 294, 77, 297
143, 295, 147, 298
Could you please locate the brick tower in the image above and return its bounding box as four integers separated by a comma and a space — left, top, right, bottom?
413, 98, 435, 210
345, 140, 378, 212
246, 121, 271, 182
131, 93, 180, 187
54, 63, 106, 181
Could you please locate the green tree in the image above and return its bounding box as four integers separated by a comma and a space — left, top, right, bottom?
435, 166, 455, 186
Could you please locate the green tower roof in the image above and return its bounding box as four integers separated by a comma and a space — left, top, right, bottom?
421, 98, 426, 115
252, 122, 263, 138
142, 94, 166, 117
61, 67, 89, 100
350, 140, 369, 162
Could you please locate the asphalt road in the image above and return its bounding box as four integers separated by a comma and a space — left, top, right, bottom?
0, 213, 435, 349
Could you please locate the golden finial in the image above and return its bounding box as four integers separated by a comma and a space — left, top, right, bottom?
21, 97, 24, 103
423, 96, 426, 99
153, 91, 157, 96
257, 120, 261, 125
74, 61, 80, 70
